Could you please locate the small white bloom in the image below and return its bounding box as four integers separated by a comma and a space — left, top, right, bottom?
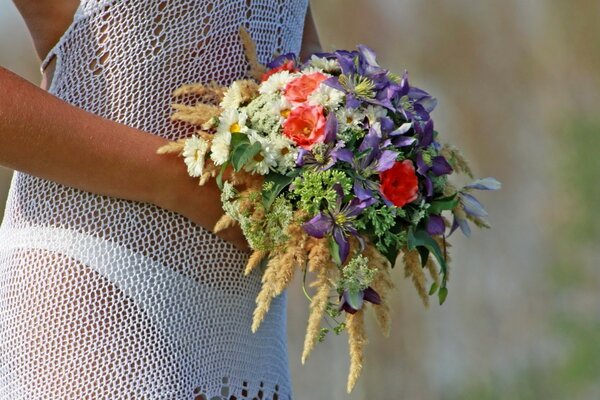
364, 105, 387, 125
269, 133, 298, 173
307, 83, 345, 109
259, 70, 295, 95
219, 81, 243, 109
309, 55, 341, 73
182, 135, 209, 177
217, 108, 248, 136
267, 96, 293, 122
337, 107, 366, 129
210, 131, 231, 166
244, 131, 277, 175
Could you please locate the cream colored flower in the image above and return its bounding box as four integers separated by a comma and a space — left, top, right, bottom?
337, 107, 366, 130
244, 131, 277, 175
210, 131, 231, 166
219, 81, 243, 109
307, 83, 345, 109
364, 105, 387, 125
269, 133, 298, 173
308, 55, 341, 73
259, 70, 295, 95
182, 135, 209, 177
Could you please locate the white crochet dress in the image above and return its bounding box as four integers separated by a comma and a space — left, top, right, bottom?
0, 1, 308, 399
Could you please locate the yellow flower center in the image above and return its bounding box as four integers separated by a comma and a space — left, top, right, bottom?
335, 214, 347, 224
280, 109, 291, 118
254, 153, 265, 162
230, 122, 242, 133
303, 127, 312, 136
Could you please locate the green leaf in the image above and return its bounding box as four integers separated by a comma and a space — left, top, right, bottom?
407, 228, 447, 274
438, 286, 448, 305
230, 131, 249, 149
428, 194, 459, 215
417, 247, 430, 267
381, 245, 399, 268
231, 141, 261, 172
429, 282, 439, 296
216, 162, 229, 190
262, 172, 294, 210
329, 237, 342, 266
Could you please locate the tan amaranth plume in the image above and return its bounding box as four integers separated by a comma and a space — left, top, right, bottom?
403, 249, 429, 307
364, 245, 395, 337
346, 308, 368, 394
239, 26, 267, 81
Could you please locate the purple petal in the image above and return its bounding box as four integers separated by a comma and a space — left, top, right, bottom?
465, 178, 502, 191
332, 183, 345, 211
375, 150, 398, 172
322, 76, 345, 92
456, 215, 472, 237
334, 148, 354, 164
324, 113, 338, 143
431, 156, 453, 176
345, 196, 376, 217
423, 175, 434, 197
418, 120, 434, 147
416, 152, 430, 175
295, 148, 310, 166
353, 180, 373, 201
303, 213, 333, 238
345, 94, 361, 109
266, 53, 296, 69
357, 45, 379, 67
393, 136, 417, 147
359, 125, 382, 153
460, 193, 488, 217
363, 287, 382, 305
333, 227, 350, 264
400, 70, 410, 94
426, 214, 446, 236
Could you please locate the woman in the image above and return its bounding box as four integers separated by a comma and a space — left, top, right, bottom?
0, 1, 321, 398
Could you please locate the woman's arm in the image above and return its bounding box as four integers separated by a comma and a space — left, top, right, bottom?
0, 67, 247, 250
299, 5, 322, 61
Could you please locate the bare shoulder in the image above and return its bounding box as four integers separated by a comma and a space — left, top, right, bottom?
12, 0, 80, 61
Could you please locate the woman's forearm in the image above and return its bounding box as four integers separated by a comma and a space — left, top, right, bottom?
0, 66, 170, 205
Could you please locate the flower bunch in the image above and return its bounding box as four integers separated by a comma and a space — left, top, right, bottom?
158, 30, 500, 394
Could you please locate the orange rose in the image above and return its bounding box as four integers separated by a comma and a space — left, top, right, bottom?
380, 160, 419, 207
282, 105, 327, 149
284, 72, 328, 104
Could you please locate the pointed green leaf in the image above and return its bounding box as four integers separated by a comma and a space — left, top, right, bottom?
438, 286, 448, 305
428, 195, 459, 214
408, 228, 447, 274
231, 141, 261, 172
262, 172, 295, 210
429, 282, 439, 296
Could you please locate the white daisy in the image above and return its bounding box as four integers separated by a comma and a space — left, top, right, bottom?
259, 70, 295, 95
269, 133, 298, 173
337, 107, 366, 130
182, 135, 209, 177
307, 83, 345, 109
219, 81, 243, 109
268, 95, 293, 122
217, 108, 248, 136
308, 55, 341, 74
210, 131, 231, 166
244, 131, 277, 175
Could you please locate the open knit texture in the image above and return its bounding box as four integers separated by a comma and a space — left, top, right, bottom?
0, 1, 308, 398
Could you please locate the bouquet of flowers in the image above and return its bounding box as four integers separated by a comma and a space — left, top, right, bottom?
158, 28, 500, 393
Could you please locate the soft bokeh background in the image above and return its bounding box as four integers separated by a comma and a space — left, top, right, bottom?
1, 1, 599, 399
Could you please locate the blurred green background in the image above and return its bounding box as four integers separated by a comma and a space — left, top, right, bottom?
1, 1, 599, 399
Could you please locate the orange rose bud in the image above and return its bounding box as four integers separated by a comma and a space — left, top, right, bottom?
284, 72, 328, 104
282, 105, 327, 150
380, 160, 419, 207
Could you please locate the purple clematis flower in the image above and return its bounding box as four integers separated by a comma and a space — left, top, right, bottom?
395, 71, 438, 123
339, 286, 381, 314
336, 125, 398, 201
450, 178, 501, 236
415, 151, 453, 198
303, 184, 376, 264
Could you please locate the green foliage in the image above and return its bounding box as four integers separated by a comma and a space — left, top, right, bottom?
290, 169, 352, 215
356, 205, 407, 265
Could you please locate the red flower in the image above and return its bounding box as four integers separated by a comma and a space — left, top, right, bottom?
282, 105, 327, 149
260, 60, 297, 82
380, 160, 419, 207
284, 72, 328, 104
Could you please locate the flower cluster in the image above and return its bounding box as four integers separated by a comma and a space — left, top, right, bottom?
160, 39, 500, 394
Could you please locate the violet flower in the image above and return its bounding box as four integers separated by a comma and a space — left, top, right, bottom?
296, 114, 345, 171
339, 286, 381, 314
303, 184, 376, 264
450, 178, 501, 236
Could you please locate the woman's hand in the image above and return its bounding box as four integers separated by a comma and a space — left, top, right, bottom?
152, 156, 251, 253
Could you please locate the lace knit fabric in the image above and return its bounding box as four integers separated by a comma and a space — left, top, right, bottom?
0, 1, 308, 398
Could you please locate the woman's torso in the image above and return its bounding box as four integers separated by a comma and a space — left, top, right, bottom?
0, 1, 308, 398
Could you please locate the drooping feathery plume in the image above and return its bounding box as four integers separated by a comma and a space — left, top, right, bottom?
346, 307, 368, 394
244, 250, 267, 276
364, 245, 395, 337
213, 214, 237, 233
171, 81, 227, 103
440, 143, 474, 179
301, 256, 336, 364
156, 139, 186, 155
239, 26, 267, 81
170, 103, 222, 127
425, 256, 440, 288
251, 252, 282, 333
403, 249, 429, 307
